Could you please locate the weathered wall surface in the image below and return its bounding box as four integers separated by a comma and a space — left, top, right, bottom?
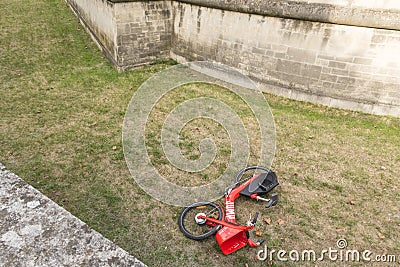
68, 0, 117, 64
0, 163, 146, 266
67, 0, 172, 70
177, 0, 400, 31
304, 0, 400, 9
114, 1, 172, 68
66, 0, 400, 116
170, 2, 400, 115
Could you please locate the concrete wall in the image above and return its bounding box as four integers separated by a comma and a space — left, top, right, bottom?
66, 0, 400, 116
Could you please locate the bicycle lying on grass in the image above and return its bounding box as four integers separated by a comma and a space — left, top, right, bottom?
178, 166, 279, 255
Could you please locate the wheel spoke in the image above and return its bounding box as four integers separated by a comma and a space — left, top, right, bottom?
178, 202, 223, 240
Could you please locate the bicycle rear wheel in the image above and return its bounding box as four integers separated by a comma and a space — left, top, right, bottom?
178, 202, 223, 240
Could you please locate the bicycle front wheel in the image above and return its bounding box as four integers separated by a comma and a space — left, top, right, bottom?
178, 202, 223, 240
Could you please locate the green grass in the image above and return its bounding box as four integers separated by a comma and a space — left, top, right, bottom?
1, 1, 400, 266
145, 82, 261, 187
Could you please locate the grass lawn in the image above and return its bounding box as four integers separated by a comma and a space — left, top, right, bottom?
1, 0, 399, 266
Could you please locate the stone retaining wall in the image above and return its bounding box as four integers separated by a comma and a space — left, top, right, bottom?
68, 0, 117, 65
171, 2, 400, 115
114, 0, 172, 68
66, 0, 400, 116
68, 0, 172, 69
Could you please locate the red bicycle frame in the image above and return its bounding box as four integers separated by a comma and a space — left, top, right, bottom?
178, 166, 278, 255
197, 173, 265, 255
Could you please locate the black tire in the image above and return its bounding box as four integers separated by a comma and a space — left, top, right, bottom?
178, 202, 223, 240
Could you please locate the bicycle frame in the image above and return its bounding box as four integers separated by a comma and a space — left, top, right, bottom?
197, 173, 265, 254
178, 166, 278, 255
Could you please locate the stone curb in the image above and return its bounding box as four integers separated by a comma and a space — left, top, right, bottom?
0, 163, 146, 267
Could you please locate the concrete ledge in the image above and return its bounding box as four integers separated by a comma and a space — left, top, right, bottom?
0, 163, 146, 267
177, 0, 400, 31
110, 0, 400, 31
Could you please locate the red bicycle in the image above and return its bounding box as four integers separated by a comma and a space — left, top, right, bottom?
178, 166, 279, 255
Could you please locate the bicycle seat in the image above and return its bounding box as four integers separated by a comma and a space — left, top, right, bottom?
239, 171, 278, 197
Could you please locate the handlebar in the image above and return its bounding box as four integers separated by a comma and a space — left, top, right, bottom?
266, 193, 279, 208
234, 166, 270, 183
